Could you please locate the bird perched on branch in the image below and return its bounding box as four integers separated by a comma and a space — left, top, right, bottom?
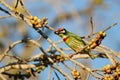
54, 28, 95, 59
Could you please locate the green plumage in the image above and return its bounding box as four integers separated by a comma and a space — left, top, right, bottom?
55, 28, 95, 59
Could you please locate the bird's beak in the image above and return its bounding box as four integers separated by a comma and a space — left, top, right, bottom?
54, 30, 59, 34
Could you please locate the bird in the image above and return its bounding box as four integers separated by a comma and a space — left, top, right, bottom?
54, 28, 95, 59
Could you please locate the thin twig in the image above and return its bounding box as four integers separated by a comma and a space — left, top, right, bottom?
92, 23, 117, 36
28, 45, 53, 61
51, 65, 72, 80
100, 45, 118, 57
0, 40, 23, 62
0, 63, 36, 73
0, 16, 11, 19
55, 39, 63, 44
0, 0, 32, 25
81, 23, 117, 39
53, 69, 61, 80
45, 25, 56, 32
98, 46, 118, 66
19, 0, 32, 16
90, 17, 94, 37
69, 59, 102, 79
48, 66, 53, 80
63, 62, 72, 71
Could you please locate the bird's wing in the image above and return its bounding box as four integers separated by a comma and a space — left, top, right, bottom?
68, 33, 86, 45
69, 32, 84, 41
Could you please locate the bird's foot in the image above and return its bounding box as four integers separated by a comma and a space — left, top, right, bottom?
89, 54, 96, 59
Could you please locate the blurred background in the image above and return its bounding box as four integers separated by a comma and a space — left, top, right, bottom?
0, 0, 120, 80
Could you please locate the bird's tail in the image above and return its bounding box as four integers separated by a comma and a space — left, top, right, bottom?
84, 49, 95, 59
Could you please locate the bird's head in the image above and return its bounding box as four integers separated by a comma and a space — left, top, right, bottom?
55, 28, 67, 34
54, 28, 67, 37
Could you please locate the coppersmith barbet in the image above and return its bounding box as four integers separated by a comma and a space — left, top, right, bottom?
54, 28, 95, 59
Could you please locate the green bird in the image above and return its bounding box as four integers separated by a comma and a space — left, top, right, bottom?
54, 28, 95, 59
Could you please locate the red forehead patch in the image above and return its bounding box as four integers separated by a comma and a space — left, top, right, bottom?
57, 28, 63, 31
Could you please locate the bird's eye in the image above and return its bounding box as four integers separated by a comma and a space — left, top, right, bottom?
61, 29, 64, 31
